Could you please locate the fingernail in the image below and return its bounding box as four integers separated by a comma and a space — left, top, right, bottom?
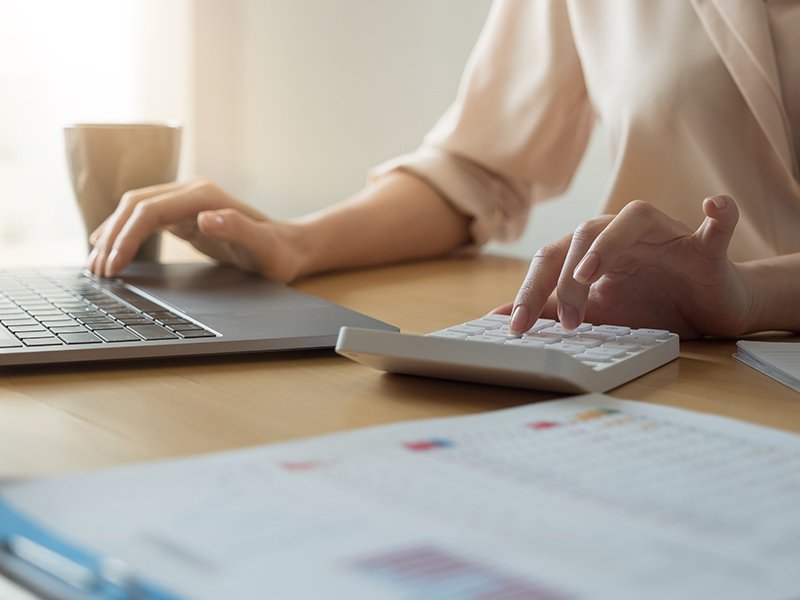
86, 247, 99, 269
710, 195, 726, 209
573, 252, 599, 284
559, 304, 579, 329
202, 213, 225, 229
509, 305, 530, 334
105, 249, 119, 277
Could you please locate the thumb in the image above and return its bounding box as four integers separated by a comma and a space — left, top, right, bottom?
694, 195, 739, 259
197, 208, 263, 245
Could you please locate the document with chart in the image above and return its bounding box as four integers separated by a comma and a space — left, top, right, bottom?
2, 394, 799, 599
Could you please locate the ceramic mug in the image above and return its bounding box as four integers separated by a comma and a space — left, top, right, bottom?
64, 122, 182, 261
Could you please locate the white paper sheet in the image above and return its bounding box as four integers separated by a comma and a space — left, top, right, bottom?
3, 394, 800, 599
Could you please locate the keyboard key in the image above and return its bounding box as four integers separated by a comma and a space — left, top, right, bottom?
0, 331, 23, 348
88, 321, 127, 331
42, 319, 78, 328
16, 330, 56, 340
177, 329, 217, 339
23, 337, 63, 347
168, 322, 204, 332
96, 329, 142, 343
106, 310, 139, 319
26, 310, 64, 319
127, 324, 179, 340
157, 317, 192, 326
58, 332, 102, 345
1, 318, 38, 327
115, 317, 152, 326
7, 324, 46, 333
50, 326, 91, 335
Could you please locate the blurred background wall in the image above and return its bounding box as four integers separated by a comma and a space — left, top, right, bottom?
0, 0, 608, 260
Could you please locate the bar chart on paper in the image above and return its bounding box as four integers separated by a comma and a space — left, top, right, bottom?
2, 394, 800, 599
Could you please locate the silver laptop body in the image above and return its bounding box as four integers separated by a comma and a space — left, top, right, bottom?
0, 262, 397, 366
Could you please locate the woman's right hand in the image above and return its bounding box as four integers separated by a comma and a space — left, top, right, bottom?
87, 179, 305, 282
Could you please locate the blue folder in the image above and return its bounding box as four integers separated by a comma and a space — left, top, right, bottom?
0, 499, 183, 600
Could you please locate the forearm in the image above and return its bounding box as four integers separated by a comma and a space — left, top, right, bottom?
741, 253, 800, 334
288, 171, 472, 279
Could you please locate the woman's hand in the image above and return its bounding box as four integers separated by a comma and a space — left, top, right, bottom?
87, 179, 306, 282
506, 196, 757, 339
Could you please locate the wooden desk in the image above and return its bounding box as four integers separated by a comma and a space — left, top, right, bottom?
1, 250, 798, 479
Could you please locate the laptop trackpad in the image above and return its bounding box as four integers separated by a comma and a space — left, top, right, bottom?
117, 262, 341, 340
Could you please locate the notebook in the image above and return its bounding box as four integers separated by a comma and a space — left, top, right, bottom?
734, 340, 800, 393
0, 262, 397, 367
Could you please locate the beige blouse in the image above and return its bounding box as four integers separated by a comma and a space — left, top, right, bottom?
373, 0, 800, 262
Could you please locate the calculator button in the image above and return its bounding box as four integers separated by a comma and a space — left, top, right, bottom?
575, 353, 614, 363
585, 347, 629, 359
522, 333, 562, 344
466, 335, 505, 344
481, 314, 510, 323
447, 325, 486, 335
630, 328, 671, 340
551, 343, 587, 355
569, 336, 604, 348
482, 330, 519, 340
602, 340, 643, 351
427, 331, 468, 340
465, 319, 503, 330
592, 325, 631, 336
528, 318, 556, 332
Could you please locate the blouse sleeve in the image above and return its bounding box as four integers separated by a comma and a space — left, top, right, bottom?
370, 0, 595, 245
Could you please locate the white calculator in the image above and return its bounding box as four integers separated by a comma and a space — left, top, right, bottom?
336, 315, 679, 393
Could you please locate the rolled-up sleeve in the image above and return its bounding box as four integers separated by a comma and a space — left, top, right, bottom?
370, 0, 594, 245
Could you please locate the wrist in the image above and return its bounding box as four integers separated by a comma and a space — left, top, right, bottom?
737, 257, 800, 335
737, 261, 763, 335
271, 221, 313, 283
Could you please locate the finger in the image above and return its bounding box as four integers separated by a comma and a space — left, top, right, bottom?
490, 295, 558, 320
509, 237, 570, 335
196, 209, 274, 275
102, 181, 227, 276
694, 195, 739, 259
488, 302, 513, 316
88, 180, 190, 253
572, 200, 689, 287
93, 180, 196, 251
91, 180, 205, 275
554, 217, 610, 329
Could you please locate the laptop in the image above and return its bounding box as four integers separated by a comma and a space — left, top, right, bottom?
0, 262, 397, 367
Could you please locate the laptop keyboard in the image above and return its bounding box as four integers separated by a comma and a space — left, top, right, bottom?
0, 270, 216, 348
